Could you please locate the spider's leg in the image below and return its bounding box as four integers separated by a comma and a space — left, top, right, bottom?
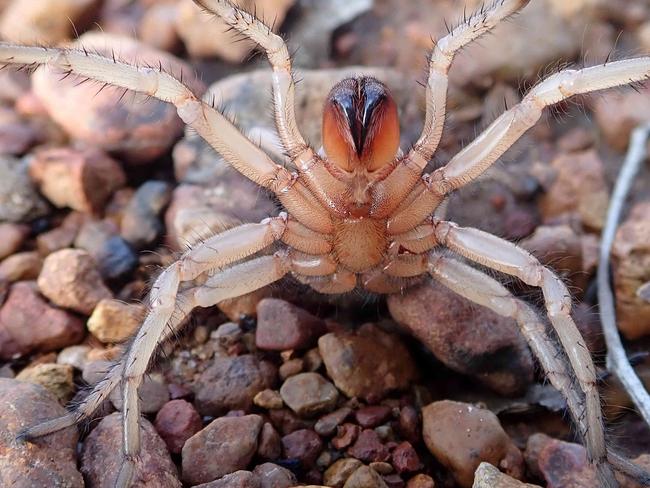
426, 255, 612, 485
430, 58, 650, 193
0, 44, 293, 191
17, 218, 287, 469
116, 252, 290, 487
433, 222, 624, 485
411, 0, 531, 166
192, 0, 307, 156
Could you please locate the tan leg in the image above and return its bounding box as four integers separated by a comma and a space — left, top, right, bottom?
427, 255, 615, 487
0, 43, 293, 191
410, 0, 530, 165
430, 58, 650, 192
432, 222, 612, 485
116, 252, 290, 487
192, 0, 307, 156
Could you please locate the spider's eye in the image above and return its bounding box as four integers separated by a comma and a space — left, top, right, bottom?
323, 77, 400, 172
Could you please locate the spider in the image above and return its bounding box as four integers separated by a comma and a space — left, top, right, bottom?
2, 0, 650, 486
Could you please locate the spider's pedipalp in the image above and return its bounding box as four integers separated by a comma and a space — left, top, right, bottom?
431, 57, 650, 193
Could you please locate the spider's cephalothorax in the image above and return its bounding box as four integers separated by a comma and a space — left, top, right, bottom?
3, 0, 650, 487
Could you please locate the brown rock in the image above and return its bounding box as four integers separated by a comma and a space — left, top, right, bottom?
343, 465, 389, 488
194, 354, 276, 416
256, 298, 327, 351
154, 399, 203, 454
0, 281, 85, 360
473, 462, 541, 488
406, 474, 435, 488
332, 423, 360, 450
422, 400, 524, 488
318, 324, 417, 402
37, 248, 112, 315
388, 281, 533, 396
0, 251, 43, 282
174, 0, 294, 61
81, 412, 180, 487
355, 405, 392, 428
0, 378, 82, 487
0, 223, 28, 259
612, 202, 650, 339
36, 213, 83, 256
31, 32, 204, 164
281, 429, 323, 467
257, 422, 282, 461
254, 389, 284, 410
324, 458, 363, 488
347, 429, 390, 463
253, 462, 297, 488
279, 358, 304, 380
0, 0, 99, 43
192, 471, 260, 488
280, 372, 339, 417
16, 363, 74, 404
397, 406, 420, 445
181, 414, 263, 485
268, 408, 313, 436
392, 442, 422, 474
87, 299, 145, 343
538, 149, 609, 231
29, 147, 126, 214
315, 406, 352, 436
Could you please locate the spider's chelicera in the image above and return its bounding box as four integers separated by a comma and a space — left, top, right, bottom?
2, 0, 650, 487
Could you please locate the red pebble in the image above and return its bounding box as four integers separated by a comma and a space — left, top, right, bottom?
347, 428, 390, 463
154, 399, 202, 453
392, 441, 422, 474
355, 405, 392, 428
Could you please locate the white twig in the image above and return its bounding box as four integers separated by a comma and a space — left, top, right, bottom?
597, 123, 650, 427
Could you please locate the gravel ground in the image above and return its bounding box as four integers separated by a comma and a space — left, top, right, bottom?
1, 0, 650, 487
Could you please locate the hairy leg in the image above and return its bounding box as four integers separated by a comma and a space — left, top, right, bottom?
426, 254, 616, 486
432, 222, 614, 484
116, 252, 290, 487
411, 0, 531, 165
0, 43, 293, 191
430, 58, 650, 193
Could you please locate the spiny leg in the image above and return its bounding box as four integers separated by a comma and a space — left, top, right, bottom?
192, 0, 308, 156
116, 252, 290, 487
426, 255, 615, 486
18, 218, 286, 436
0, 43, 294, 191
432, 221, 614, 485
410, 0, 531, 166
430, 58, 650, 193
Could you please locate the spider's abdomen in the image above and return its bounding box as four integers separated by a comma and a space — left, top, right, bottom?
332, 217, 388, 272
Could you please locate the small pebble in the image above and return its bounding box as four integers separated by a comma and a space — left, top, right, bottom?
280, 372, 339, 417
16, 363, 74, 404
324, 458, 363, 488
315, 406, 353, 436
279, 357, 304, 380
0, 155, 48, 223
347, 429, 391, 463
257, 422, 282, 461
0, 222, 28, 259
281, 428, 323, 467
87, 298, 145, 343
405, 474, 435, 488
154, 399, 203, 454
110, 372, 169, 414
355, 405, 392, 428
253, 389, 284, 410
57, 345, 91, 371
343, 465, 388, 488
0, 251, 43, 282
256, 298, 326, 351
75, 221, 138, 280
252, 462, 297, 488
121, 180, 172, 249
332, 423, 360, 450
391, 442, 422, 474
37, 249, 112, 315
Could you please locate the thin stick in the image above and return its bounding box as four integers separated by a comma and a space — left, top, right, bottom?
597, 123, 650, 427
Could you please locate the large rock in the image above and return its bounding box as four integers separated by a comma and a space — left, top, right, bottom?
318, 323, 417, 402
0, 378, 82, 487
182, 414, 263, 485
80, 412, 181, 488
31, 32, 205, 164
388, 281, 534, 396
422, 400, 524, 488
280, 372, 339, 417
